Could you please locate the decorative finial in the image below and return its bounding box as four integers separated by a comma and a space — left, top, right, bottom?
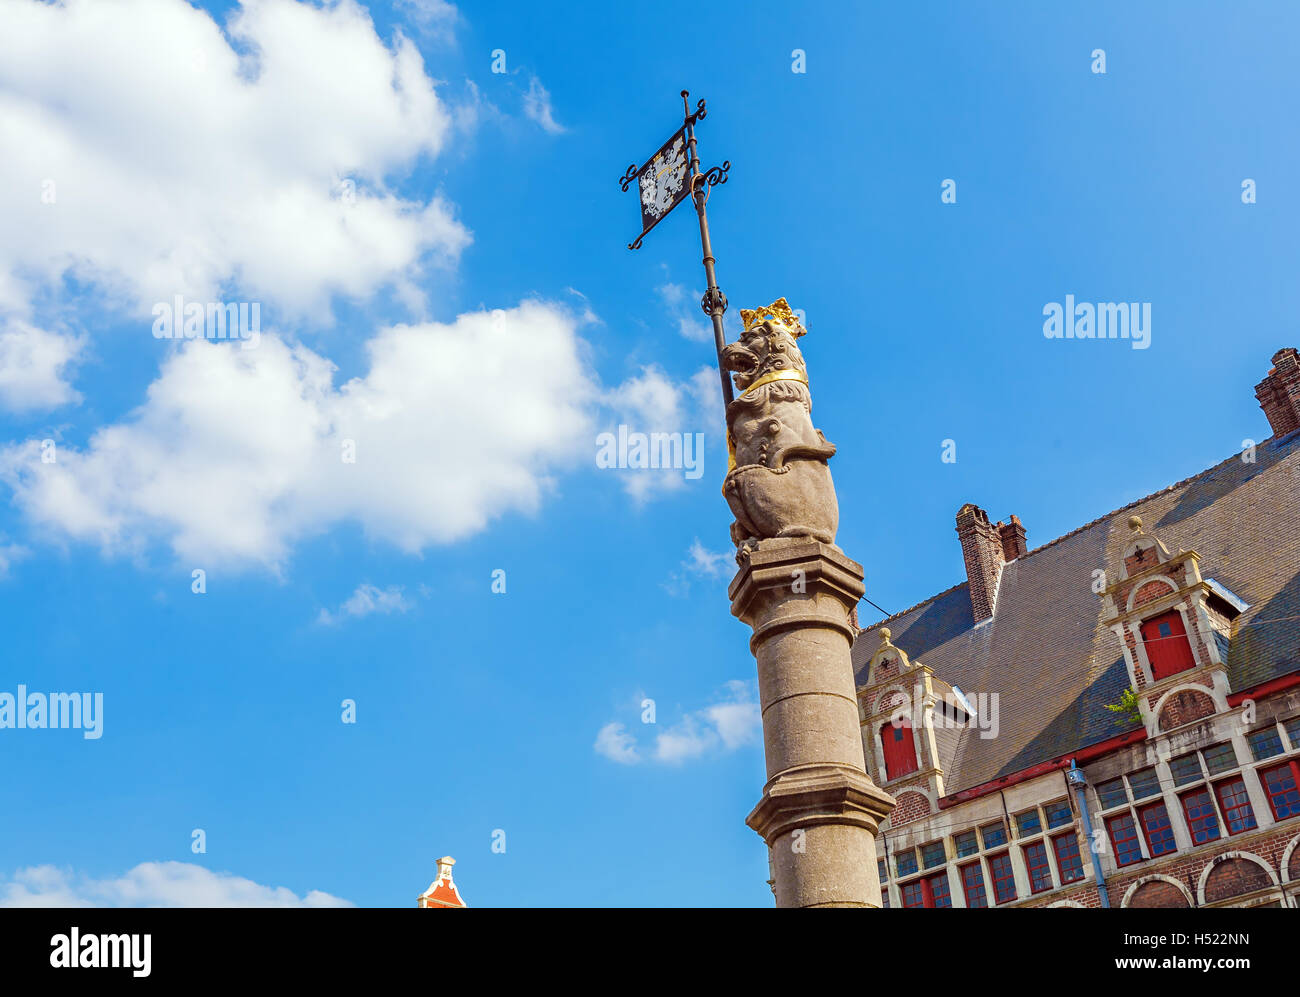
1129, 515, 1143, 532
879, 626, 892, 645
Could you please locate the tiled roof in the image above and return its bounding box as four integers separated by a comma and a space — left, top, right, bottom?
853, 430, 1300, 794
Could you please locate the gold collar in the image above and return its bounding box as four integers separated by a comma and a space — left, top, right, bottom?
726, 369, 809, 470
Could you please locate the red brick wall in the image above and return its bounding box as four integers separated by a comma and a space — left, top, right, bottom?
1106, 826, 1298, 907
1124, 625, 1147, 691
977, 812, 1300, 908
1134, 580, 1174, 606
873, 656, 902, 684
873, 689, 906, 715
1204, 858, 1272, 903
1156, 688, 1217, 731
1128, 880, 1191, 908
889, 791, 932, 827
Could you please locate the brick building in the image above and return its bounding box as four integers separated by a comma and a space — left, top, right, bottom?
858, 348, 1300, 908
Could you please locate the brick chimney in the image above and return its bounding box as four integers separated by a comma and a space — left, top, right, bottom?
955, 505, 1026, 622
1255, 347, 1300, 439
998, 513, 1027, 561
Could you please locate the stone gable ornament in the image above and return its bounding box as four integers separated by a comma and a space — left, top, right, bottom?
722, 298, 839, 556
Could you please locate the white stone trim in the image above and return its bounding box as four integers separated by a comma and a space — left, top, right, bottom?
1150, 682, 1221, 732
882, 784, 939, 831
1196, 850, 1279, 906
871, 682, 916, 720
1120, 874, 1195, 908
1121, 536, 1163, 571
1281, 834, 1300, 885
1126, 574, 1179, 613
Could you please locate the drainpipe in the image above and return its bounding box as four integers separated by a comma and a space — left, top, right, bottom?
1066, 759, 1111, 908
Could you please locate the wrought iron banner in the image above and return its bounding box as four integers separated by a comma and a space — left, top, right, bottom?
620, 90, 734, 409
620, 127, 691, 250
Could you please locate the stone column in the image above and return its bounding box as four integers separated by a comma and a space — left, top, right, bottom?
719, 298, 894, 907
730, 536, 895, 908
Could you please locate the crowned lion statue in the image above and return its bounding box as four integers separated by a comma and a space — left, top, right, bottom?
721, 298, 839, 558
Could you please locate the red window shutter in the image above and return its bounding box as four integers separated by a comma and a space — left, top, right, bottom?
881, 719, 918, 781
1140, 610, 1196, 679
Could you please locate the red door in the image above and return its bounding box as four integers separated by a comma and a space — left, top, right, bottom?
881, 719, 918, 780
1140, 610, 1195, 679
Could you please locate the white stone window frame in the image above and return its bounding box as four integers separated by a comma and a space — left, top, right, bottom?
1284, 834, 1300, 908
1008, 800, 1084, 900
1163, 741, 1280, 845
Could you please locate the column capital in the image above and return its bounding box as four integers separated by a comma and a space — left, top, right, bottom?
729, 537, 865, 642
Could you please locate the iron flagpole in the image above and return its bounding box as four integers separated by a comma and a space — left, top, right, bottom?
681, 90, 734, 412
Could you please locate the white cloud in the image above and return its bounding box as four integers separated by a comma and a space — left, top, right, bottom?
656, 282, 713, 343
0, 321, 82, 411
0, 300, 597, 570
594, 682, 760, 766
523, 75, 565, 135
0, 862, 351, 908
593, 721, 640, 764
684, 539, 730, 577
601, 365, 716, 502
396, 0, 459, 40
0, 0, 469, 322
0, 540, 27, 578
655, 682, 760, 764
663, 538, 732, 597
317, 582, 411, 625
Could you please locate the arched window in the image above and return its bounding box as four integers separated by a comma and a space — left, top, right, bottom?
1140, 610, 1195, 679
881, 718, 918, 781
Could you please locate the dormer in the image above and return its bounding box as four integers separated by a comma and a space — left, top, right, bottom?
858, 628, 971, 824
1099, 516, 1243, 736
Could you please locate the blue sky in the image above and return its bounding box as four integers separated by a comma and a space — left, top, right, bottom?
0, 0, 1294, 907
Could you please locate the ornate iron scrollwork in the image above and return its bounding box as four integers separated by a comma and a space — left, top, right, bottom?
702, 161, 730, 187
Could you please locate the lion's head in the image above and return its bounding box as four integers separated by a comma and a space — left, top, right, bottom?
720, 319, 808, 391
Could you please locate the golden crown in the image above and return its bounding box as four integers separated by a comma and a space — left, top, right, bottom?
739, 297, 805, 335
